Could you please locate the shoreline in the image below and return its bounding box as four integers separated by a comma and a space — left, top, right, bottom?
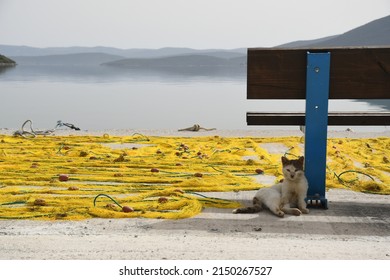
1, 127, 390, 138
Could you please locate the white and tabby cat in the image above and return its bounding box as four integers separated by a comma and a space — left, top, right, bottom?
233, 156, 309, 217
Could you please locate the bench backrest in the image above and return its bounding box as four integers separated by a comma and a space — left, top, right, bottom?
247, 47, 390, 100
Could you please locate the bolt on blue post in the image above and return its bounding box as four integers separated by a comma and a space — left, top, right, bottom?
304, 52, 331, 209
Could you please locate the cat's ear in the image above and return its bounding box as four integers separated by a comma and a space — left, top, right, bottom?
281, 156, 289, 165
298, 156, 305, 168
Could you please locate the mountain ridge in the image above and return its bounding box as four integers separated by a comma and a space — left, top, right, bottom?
0, 45, 247, 59
10, 52, 126, 66
1, 15, 389, 67
278, 15, 390, 48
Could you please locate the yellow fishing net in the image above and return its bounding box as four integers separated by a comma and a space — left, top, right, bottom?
0, 134, 389, 220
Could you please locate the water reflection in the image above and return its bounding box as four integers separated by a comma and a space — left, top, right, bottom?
0, 65, 388, 131
365, 100, 390, 110
0, 64, 246, 84
0, 65, 15, 75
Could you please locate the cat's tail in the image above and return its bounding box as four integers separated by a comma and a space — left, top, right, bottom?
232, 206, 262, 214
232, 197, 262, 214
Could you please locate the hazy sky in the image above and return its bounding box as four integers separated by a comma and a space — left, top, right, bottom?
0, 0, 389, 49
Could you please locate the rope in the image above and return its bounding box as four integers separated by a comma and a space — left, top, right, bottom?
0, 134, 388, 220
13, 120, 80, 138
178, 124, 216, 132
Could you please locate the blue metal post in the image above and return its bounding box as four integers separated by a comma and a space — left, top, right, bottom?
304, 52, 331, 208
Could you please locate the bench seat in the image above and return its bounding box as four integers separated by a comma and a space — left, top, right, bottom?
247, 111, 390, 126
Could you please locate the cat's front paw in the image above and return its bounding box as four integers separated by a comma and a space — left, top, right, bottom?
291, 208, 302, 216
300, 208, 309, 214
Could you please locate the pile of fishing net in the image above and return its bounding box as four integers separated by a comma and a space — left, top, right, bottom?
0, 134, 388, 220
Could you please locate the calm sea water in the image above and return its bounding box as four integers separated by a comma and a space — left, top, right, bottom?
0, 65, 388, 132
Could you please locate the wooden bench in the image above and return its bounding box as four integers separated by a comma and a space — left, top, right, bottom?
247, 47, 390, 208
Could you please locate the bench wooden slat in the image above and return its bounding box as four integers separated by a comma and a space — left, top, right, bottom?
247, 47, 390, 100
247, 112, 390, 126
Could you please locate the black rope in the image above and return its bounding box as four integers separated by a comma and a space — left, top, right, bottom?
13, 120, 81, 138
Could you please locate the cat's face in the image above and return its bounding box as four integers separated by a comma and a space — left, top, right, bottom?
281, 156, 304, 181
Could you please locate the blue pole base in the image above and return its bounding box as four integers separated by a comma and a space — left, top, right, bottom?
305, 196, 328, 209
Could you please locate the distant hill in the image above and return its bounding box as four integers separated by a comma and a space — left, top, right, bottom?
0, 54, 16, 66
277, 35, 339, 48
10, 53, 126, 66
278, 15, 390, 48
103, 54, 246, 68
0, 45, 247, 67
0, 45, 246, 59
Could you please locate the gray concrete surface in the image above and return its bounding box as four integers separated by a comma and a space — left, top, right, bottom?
0, 188, 389, 260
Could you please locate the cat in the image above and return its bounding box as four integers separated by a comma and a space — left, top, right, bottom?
233, 156, 309, 217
